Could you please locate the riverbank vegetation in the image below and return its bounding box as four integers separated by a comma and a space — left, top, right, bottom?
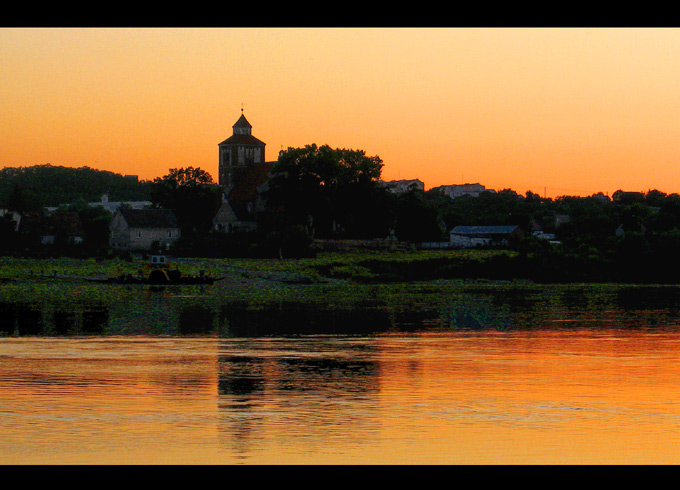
0, 244, 670, 287
0, 250, 514, 284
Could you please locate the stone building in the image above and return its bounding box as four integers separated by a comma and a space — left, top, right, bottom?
109, 208, 180, 252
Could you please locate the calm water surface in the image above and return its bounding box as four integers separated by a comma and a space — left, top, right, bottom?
3, 284, 680, 464
3, 331, 680, 464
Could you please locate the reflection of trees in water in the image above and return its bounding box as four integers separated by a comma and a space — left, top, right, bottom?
178, 305, 215, 335
612, 286, 680, 328
391, 308, 441, 332
275, 357, 379, 394
0, 302, 43, 335
0, 301, 108, 336
442, 285, 680, 330
616, 286, 680, 311
219, 301, 393, 337
10, 284, 680, 338
436, 286, 663, 331
216, 340, 381, 460
82, 309, 108, 333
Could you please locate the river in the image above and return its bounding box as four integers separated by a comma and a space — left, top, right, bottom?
2, 282, 680, 464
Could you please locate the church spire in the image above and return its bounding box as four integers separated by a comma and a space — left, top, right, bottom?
233, 111, 252, 135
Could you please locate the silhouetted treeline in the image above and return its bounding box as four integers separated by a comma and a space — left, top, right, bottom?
0, 164, 151, 210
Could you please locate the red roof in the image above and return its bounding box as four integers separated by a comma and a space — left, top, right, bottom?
228, 162, 276, 202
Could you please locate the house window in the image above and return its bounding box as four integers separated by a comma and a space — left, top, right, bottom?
167, 230, 172, 238
137, 230, 142, 238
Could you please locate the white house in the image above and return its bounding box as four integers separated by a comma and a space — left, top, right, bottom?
109, 208, 180, 252
89, 193, 151, 214
433, 183, 495, 199
449, 225, 523, 248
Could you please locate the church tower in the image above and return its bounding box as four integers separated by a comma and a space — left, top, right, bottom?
218, 111, 266, 193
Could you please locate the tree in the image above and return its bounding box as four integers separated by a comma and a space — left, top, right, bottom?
264, 144, 385, 238
619, 202, 651, 232
150, 167, 221, 235
0, 213, 19, 255
65, 201, 112, 256
645, 189, 667, 207
4, 183, 42, 213
6, 184, 28, 213
0, 164, 151, 207
393, 190, 445, 242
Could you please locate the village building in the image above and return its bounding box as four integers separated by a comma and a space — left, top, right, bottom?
88, 193, 151, 214
109, 208, 180, 252
432, 183, 495, 199
212, 196, 240, 233
449, 225, 523, 248
377, 179, 424, 194
215, 111, 277, 232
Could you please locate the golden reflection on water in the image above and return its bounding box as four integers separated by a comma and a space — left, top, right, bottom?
2, 330, 680, 464
0, 337, 220, 464
372, 330, 680, 464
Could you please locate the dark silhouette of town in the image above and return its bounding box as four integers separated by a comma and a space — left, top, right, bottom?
2, 113, 679, 283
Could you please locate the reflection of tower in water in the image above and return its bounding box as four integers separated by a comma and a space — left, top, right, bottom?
215, 339, 382, 460
216, 350, 266, 460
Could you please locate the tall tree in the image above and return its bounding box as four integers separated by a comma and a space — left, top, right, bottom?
264, 144, 385, 238
393, 190, 445, 242
150, 167, 221, 234
6, 184, 28, 213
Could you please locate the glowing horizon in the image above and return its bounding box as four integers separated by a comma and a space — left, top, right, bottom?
2, 28, 680, 198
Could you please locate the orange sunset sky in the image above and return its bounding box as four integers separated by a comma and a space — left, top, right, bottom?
2, 27, 680, 198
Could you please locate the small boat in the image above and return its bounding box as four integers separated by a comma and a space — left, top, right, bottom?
96, 255, 223, 285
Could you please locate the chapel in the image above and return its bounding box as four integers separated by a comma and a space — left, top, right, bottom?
218, 110, 267, 193
214, 111, 276, 232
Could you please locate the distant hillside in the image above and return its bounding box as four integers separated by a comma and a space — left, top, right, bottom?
0, 164, 152, 209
